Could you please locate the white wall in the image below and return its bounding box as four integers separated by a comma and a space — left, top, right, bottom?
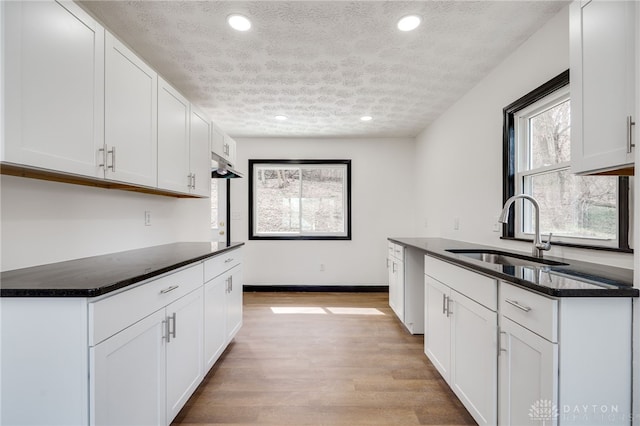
0, 175, 210, 271
231, 137, 416, 286
415, 6, 633, 269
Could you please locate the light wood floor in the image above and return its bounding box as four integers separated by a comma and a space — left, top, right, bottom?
172, 292, 476, 426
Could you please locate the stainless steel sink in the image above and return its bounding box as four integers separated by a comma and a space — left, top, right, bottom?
446, 249, 569, 267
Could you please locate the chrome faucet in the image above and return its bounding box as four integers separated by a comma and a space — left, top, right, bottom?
498, 194, 552, 258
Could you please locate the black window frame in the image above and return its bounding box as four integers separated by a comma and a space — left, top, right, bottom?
502, 69, 631, 253
248, 159, 352, 241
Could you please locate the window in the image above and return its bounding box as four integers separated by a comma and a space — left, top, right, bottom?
503, 70, 630, 251
249, 159, 351, 240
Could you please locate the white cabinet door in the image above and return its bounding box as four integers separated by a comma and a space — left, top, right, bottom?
104, 32, 157, 186
211, 124, 226, 161
570, 0, 636, 174
450, 290, 497, 426
3, 0, 104, 177
388, 257, 404, 321
91, 309, 166, 426
226, 265, 243, 341
499, 317, 558, 426
424, 276, 451, 380
223, 134, 237, 166
158, 77, 190, 193
204, 274, 227, 371
189, 106, 212, 197
166, 288, 204, 422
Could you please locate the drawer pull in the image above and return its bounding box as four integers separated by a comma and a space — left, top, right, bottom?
442, 294, 447, 314
505, 299, 532, 312
160, 285, 179, 294
224, 258, 234, 263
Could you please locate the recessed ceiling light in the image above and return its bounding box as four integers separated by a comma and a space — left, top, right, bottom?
360, 116, 373, 122
397, 15, 421, 32
227, 14, 251, 31
275, 115, 288, 121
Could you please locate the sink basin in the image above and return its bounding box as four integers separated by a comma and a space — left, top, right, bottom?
446, 249, 569, 267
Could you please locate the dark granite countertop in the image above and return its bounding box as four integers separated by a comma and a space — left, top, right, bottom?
389, 237, 637, 298
0, 242, 244, 297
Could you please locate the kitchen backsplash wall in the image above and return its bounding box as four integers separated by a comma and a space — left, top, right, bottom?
414, 5, 633, 269
0, 175, 210, 271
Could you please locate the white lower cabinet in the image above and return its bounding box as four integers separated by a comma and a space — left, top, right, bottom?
498, 316, 558, 426
204, 274, 228, 370
1, 246, 243, 426
424, 268, 497, 426
204, 249, 244, 366
388, 242, 405, 321
424, 253, 633, 426
91, 309, 167, 426
165, 288, 204, 421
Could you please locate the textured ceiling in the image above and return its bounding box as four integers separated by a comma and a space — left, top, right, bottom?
80, 1, 568, 138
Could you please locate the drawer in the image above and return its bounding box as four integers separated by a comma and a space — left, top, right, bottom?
89, 263, 204, 346
500, 282, 557, 342
388, 242, 403, 261
424, 255, 497, 311
204, 247, 243, 282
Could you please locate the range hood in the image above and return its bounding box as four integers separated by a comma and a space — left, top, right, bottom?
211, 153, 243, 179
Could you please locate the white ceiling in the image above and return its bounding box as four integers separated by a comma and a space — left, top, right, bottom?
80, 1, 568, 138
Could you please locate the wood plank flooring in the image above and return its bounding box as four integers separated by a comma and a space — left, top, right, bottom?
172, 292, 476, 426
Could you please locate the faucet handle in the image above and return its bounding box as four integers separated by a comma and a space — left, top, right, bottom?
541, 233, 553, 251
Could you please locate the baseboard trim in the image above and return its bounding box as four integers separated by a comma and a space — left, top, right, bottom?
243, 285, 389, 293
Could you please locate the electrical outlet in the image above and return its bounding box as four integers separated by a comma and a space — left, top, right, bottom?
144, 210, 151, 226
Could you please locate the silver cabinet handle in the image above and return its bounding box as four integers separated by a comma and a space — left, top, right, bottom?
224, 258, 234, 263
386, 259, 390, 269
187, 173, 192, 189
166, 312, 176, 342
192, 173, 196, 189
108, 146, 116, 172
499, 331, 508, 353
225, 277, 231, 293
505, 298, 532, 312
627, 116, 636, 153
229, 275, 233, 292
98, 145, 107, 169
446, 297, 453, 317
392, 262, 397, 273
160, 285, 179, 294
442, 294, 447, 315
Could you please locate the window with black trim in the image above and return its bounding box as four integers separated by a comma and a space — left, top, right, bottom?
503, 70, 631, 251
249, 159, 351, 240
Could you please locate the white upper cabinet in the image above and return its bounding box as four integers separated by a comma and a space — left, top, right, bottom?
157, 77, 190, 193
104, 31, 158, 186
2, 0, 104, 177
189, 106, 212, 197
570, 0, 636, 174
211, 123, 236, 166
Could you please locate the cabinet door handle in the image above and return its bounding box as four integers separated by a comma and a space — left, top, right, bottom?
108, 146, 116, 172
627, 116, 636, 153
229, 275, 233, 292
192, 173, 196, 189
505, 298, 532, 312
442, 294, 447, 315
160, 285, 179, 294
98, 145, 107, 169
392, 262, 397, 273
166, 312, 176, 342
224, 258, 234, 263
499, 331, 508, 353
386, 259, 390, 269
446, 297, 453, 317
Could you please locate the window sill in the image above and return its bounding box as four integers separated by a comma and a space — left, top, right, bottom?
499, 236, 633, 254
